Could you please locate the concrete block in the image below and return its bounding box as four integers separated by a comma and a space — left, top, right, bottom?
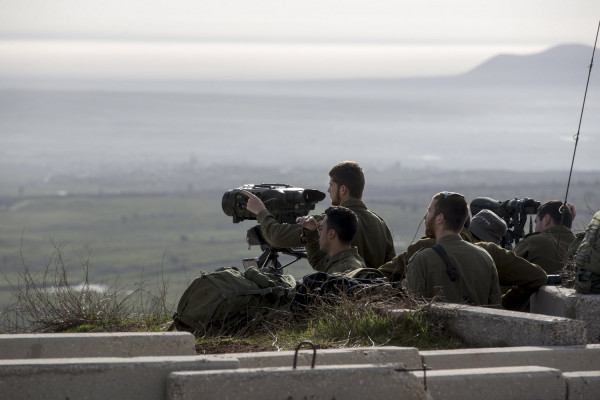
564, 371, 600, 400
531, 286, 600, 343
201, 346, 422, 369
0, 356, 238, 400
531, 286, 577, 316
414, 366, 565, 400
420, 344, 600, 372
574, 295, 600, 343
424, 303, 587, 346
0, 332, 196, 359
167, 364, 432, 400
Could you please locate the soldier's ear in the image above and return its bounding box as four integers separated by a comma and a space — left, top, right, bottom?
339, 184, 349, 196
540, 214, 549, 224
436, 213, 445, 225
327, 229, 336, 240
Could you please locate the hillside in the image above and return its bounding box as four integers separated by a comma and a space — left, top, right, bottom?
460, 44, 597, 85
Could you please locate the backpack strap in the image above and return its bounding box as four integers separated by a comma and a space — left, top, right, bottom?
431, 244, 458, 281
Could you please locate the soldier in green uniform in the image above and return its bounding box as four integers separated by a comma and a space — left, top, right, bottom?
242, 161, 395, 269
468, 209, 548, 311
378, 225, 471, 282
295, 206, 366, 274
513, 200, 576, 274
405, 192, 501, 306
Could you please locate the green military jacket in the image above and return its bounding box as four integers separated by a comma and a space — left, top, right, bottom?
405, 234, 501, 306
475, 242, 547, 310
379, 228, 472, 282
257, 199, 395, 269
513, 225, 576, 274
343, 199, 396, 269
302, 229, 366, 275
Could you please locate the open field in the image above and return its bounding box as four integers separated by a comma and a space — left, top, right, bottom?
1, 163, 599, 312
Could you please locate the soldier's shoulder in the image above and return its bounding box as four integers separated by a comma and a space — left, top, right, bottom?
408, 246, 435, 263
520, 231, 542, 242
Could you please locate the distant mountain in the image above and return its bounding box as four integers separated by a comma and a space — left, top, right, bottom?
459, 44, 597, 86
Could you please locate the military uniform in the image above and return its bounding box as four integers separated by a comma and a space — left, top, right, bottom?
257, 198, 395, 269
513, 226, 576, 274
256, 209, 304, 248
405, 234, 501, 306
475, 242, 547, 310
301, 229, 366, 275
379, 228, 472, 282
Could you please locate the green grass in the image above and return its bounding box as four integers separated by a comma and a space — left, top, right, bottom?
194, 298, 465, 354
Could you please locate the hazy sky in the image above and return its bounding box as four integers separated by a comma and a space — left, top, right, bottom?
1, 1, 599, 80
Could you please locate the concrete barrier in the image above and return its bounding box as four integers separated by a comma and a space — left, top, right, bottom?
531, 286, 600, 343
420, 344, 600, 372
201, 346, 422, 369
564, 371, 600, 400
417, 303, 587, 346
167, 364, 432, 400
412, 366, 566, 400
0, 332, 196, 359
0, 356, 239, 400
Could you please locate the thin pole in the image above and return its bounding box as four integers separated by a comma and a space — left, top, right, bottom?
563, 20, 600, 207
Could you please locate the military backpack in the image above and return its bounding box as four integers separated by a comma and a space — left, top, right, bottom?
170, 266, 296, 334
573, 211, 600, 294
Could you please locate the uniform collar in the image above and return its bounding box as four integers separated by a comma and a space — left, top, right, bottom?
436, 233, 463, 244
329, 247, 360, 262
341, 198, 366, 209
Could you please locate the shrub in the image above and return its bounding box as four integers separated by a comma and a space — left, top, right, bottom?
2, 241, 172, 333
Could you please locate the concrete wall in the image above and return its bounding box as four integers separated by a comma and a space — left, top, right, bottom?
0, 332, 195, 359
531, 286, 600, 343
201, 346, 422, 369
399, 302, 588, 347
0, 356, 239, 400
420, 344, 600, 372
168, 364, 432, 400
1, 332, 599, 399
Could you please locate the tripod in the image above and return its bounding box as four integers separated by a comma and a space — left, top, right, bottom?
244, 225, 307, 274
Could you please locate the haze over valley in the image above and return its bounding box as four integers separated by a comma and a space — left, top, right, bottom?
2, 44, 598, 184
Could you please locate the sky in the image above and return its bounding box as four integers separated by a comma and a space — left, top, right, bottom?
1, 1, 599, 81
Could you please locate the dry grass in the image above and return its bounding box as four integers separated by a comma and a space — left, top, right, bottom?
1, 240, 172, 333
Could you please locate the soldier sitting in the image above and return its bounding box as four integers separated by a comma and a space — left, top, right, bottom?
404, 192, 501, 306
469, 209, 548, 311
513, 200, 576, 274
296, 206, 366, 275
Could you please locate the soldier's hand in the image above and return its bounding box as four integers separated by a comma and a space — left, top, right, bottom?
296, 216, 319, 231
240, 190, 267, 215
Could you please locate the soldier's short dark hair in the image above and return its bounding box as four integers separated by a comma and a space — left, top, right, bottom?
324, 206, 358, 244
537, 200, 573, 228
329, 161, 365, 199
433, 192, 469, 232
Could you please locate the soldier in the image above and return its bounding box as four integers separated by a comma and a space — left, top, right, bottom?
404, 192, 501, 306
468, 210, 548, 311
295, 206, 366, 274
513, 200, 576, 274
242, 161, 395, 269
378, 224, 471, 282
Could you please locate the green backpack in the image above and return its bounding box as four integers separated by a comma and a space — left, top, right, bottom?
170, 266, 296, 334
573, 211, 600, 294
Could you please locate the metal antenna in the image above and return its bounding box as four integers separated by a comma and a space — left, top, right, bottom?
563, 20, 599, 207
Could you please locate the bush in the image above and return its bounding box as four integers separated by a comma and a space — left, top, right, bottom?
2, 241, 172, 333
